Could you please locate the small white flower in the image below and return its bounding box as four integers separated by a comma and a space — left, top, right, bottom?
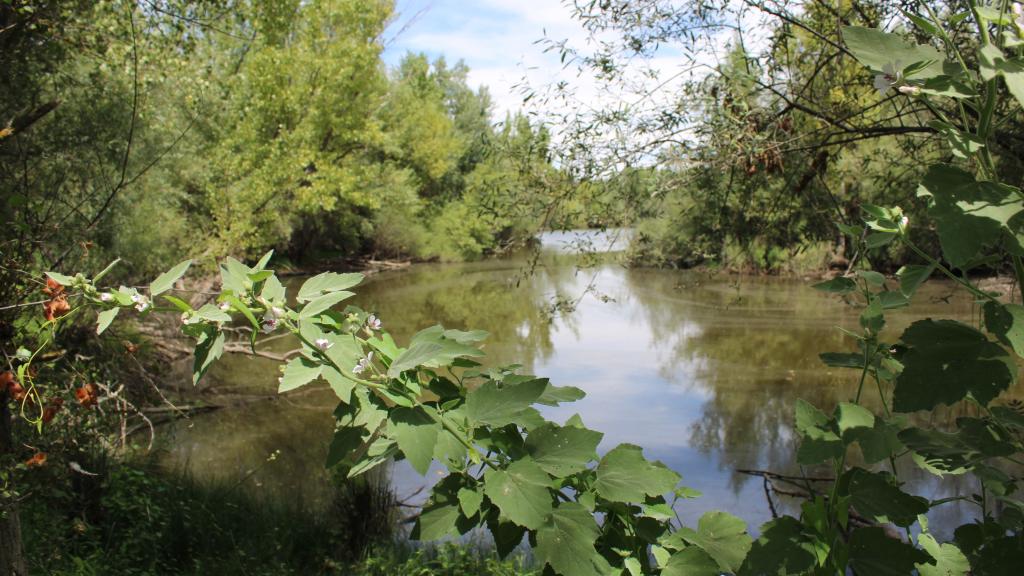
900, 215, 909, 228
131, 294, 150, 312
366, 314, 382, 331
873, 62, 901, 95
1014, 3, 1024, 29
219, 302, 231, 311
99, 293, 113, 302
261, 305, 285, 330
897, 85, 920, 96
314, 338, 333, 351
180, 312, 190, 324
261, 316, 278, 334
352, 352, 374, 375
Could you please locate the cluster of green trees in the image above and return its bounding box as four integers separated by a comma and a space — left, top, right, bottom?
0, 0, 557, 290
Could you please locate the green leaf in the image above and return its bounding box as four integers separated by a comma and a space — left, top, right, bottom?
150, 259, 192, 296
812, 277, 855, 293
795, 399, 843, 465
956, 416, 1018, 458
900, 427, 973, 475
642, 503, 676, 521
533, 502, 612, 576
843, 26, 949, 79
670, 511, 752, 573
858, 270, 886, 286
877, 290, 909, 310
96, 307, 119, 335
919, 75, 976, 99
594, 444, 680, 503
457, 486, 483, 518
902, 10, 938, 35
860, 298, 885, 333
297, 272, 363, 302
483, 457, 552, 530
738, 516, 818, 576
193, 303, 232, 323
410, 326, 487, 367
192, 327, 224, 385
162, 295, 193, 313
220, 257, 252, 295
917, 533, 969, 576
386, 342, 442, 376
894, 319, 1015, 411
416, 497, 461, 541
387, 334, 485, 377
930, 120, 987, 159
836, 402, 874, 439
844, 468, 928, 527
964, 534, 1024, 574
525, 423, 603, 476
434, 425, 469, 468
326, 426, 365, 468
795, 399, 830, 433
442, 328, 489, 343
487, 513, 527, 559
278, 357, 322, 393
366, 333, 401, 363
298, 291, 354, 319
260, 275, 286, 304
984, 301, 1024, 358
837, 222, 864, 237
390, 406, 440, 475
322, 366, 356, 404
917, 164, 1024, 268
321, 333, 365, 387
865, 231, 897, 249
45, 271, 74, 286
465, 378, 548, 427
897, 263, 935, 298
536, 383, 586, 406
347, 437, 397, 478
979, 44, 1024, 109
849, 417, 905, 464
849, 527, 932, 575
662, 547, 720, 576
976, 6, 1013, 24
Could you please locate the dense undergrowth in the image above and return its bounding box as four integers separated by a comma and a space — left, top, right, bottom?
22, 457, 533, 576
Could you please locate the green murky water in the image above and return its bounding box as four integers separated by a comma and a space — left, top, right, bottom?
162, 230, 993, 536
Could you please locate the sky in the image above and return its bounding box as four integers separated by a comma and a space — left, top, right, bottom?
382, 0, 590, 120
380, 0, 774, 157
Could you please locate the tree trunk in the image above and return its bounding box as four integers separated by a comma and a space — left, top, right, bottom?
0, 396, 28, 576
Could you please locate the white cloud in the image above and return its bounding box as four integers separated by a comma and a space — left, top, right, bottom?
384, 0, 595, 119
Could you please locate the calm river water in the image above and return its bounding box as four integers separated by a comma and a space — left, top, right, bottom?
163, 230, 994, 538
